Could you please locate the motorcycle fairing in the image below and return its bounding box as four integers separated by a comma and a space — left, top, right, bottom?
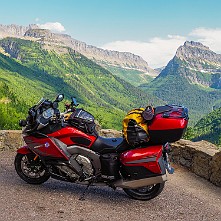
17, 146, 31, 155
23, 135, 69, 160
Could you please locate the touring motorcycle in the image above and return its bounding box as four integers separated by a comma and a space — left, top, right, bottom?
15, 94, 188, 200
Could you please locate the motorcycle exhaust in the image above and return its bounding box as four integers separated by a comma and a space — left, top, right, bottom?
114, 174, 167, 189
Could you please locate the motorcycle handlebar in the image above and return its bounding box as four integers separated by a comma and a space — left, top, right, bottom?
20, 94, 75, 129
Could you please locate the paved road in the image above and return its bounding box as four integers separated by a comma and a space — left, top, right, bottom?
0, 150, 221, 221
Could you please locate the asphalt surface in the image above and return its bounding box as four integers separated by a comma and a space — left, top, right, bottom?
0, 150, 221, 221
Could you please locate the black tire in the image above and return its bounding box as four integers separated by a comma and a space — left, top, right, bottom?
14, 153, 50, 184
123, 182, 165, 201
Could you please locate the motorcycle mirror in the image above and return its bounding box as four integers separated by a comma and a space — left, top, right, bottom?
71, 97, 79, 106
55, 94, 64, 102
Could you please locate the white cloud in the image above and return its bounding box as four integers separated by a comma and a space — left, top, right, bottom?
189, 27, 221, 53
101, 27, 221, 68
101, 35, 186, 68
35, 18, 40, 22
37, 22, 65, 33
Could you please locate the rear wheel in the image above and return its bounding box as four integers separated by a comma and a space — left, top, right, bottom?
14, 153, 50, 184
123, 182, 165, 200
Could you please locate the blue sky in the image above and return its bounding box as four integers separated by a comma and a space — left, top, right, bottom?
1, 0, 221, 68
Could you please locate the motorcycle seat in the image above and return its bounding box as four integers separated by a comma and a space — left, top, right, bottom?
91, 136, 128, 154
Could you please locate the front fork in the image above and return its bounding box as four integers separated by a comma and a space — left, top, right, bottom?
162, 143, 174, 174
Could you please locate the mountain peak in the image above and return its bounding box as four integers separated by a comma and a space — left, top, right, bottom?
157, 40, 221, 89
175, 40, 221, 67
184, 41, 209, 50
24, 28, 53, 39
176, 41, 211, 58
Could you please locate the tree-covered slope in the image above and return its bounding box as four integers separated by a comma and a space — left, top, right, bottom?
0, 52, 57, 128
188, 107, 221, 146
104, 65, 154, 87
0, 37, 163, 130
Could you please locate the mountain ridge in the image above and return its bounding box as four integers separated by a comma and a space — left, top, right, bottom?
0, 37, 163, 130
174, 41, 221, 88
0, 23, 156, 75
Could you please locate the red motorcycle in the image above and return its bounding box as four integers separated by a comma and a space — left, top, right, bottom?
15, 94, 188, 200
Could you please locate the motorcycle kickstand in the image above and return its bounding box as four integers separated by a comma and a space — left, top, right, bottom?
79, 178, 94, 201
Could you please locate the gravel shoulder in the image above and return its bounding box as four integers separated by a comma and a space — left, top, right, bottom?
0, 150, 221, 221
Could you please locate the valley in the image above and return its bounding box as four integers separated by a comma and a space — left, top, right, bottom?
0, 24, 221, 145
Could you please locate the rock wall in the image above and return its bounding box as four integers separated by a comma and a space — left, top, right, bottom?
99, 129, 122, 138
0, 130, 23, 151
171, 139, 221, 187
0, 130, 220, 186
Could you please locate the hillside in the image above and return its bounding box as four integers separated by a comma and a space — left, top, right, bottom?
103, 65, 154, 86
24, 28, 157, 86
0, 24, 158, 87
190, 107, 221, 146
0, 37, 162, 130
140, 41, 221, 125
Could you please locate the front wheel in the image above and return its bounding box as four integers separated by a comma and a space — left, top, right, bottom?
123, 182, 165, 200
14, 153, 50, 184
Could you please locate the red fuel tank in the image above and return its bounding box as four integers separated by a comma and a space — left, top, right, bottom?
48, 126, 97, 148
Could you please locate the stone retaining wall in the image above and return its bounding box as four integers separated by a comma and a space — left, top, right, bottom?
171, 139, 221, 187
0, 130, 23, 151
0, 130, 220, 186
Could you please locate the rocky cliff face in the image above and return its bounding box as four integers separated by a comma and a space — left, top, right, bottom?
0, 24, 155, 74
0, 24, 39, 38
167, 41, 221, 88
176, 41, 221, 68
24, 28, 154, 73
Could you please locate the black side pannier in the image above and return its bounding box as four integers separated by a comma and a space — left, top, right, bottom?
68, 108, 96, 134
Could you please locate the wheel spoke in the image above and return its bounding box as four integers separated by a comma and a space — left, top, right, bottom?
21, 155, 46, 178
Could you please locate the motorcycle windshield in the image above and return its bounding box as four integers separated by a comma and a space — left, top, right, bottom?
74, 109, 94, 122
34, 98, 46, 110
